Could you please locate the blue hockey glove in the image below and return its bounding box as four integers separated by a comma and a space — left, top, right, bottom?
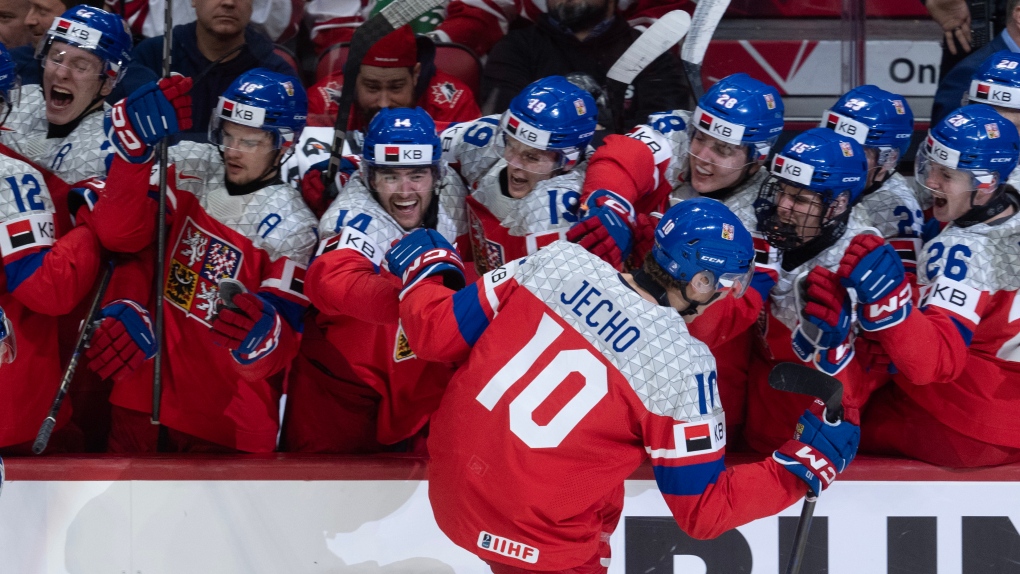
385, 228, 465, 295
773, 402, 860, 497
85, 299, 157, 380
837, 234, 911, 331
106, 75, 192, 164
210, 292, 282, 364
567, 189, 635, 269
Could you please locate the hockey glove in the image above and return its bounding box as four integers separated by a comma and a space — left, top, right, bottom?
0, 305, 15, 366
385, 228, 465, 296
106, 75, 193, 164
210, 292, 283, 364
630, 212, 661, 264
791, 267, 855, 375
567, 189, 635, 269
67, 177, 105, 226
773, 401, 860, 498
837, 234, 911, 332
86, 299, 157, 381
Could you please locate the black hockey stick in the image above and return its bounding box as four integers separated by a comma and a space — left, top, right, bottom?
324, 0, 445, 188
33, 262, 114, 454
768, 362, 844, 574
152, 0, 174, 425
605, 9, 691, 134
680, 0, 730, 102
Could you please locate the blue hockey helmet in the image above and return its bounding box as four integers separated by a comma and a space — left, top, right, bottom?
652, 197, 755, 298
756, 127, 868, 249
969, 50, 1020, 110
38, 5, 132, 85
915, 104, 1019, 201
210, 69, 308, 153
692, 73, 785, 163
500, 75, 597, 172
362, 107, 443, 192
0, 42, 20, 121
822, 85, 914, 165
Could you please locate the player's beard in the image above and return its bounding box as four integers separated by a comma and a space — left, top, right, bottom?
548, 0, 611, 32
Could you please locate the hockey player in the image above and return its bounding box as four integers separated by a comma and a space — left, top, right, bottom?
440, 75, 598, 273
281, 106, 469, 453
833, 104, 1020, 467
967, 50, 1020, 191
819, 85, 924, 271
86, 68, 317, 453
0, 40, 102, 453
389, 198, 860, 573
709, 128, 877, 453
0, 6, 131, 193
570, 73, 785, 442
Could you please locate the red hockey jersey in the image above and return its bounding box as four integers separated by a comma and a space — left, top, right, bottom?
93, 147, 317, 451
400, 241, 806, 570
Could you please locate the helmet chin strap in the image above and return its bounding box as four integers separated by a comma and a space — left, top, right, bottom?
956, 185, 1019, 227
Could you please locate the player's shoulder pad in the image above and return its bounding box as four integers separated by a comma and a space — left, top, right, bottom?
0, 157, 54, 222
250, 182, 319, 264
319, 174, 405, 252
515, 241, 720, 422
440, 114, 501, 161
920, 215, 1020, 293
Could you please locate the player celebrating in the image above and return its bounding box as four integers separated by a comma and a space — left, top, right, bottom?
86, 69, 317, 453
839, 104, 1020, 467
569, 73, 785, 441
819, 85, 924, 266
282, 106, 469, 453
0, 41, 102, 453
0, 6, 131, 190
696, 128, 877, 453
388, 198, 859, 573
441, 75, 597, 273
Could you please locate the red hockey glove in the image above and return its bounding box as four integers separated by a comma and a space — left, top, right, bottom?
791, 267, 855, 375
210, 292, 283, 364
567, 190, 636, 270
86, 299, 157, 381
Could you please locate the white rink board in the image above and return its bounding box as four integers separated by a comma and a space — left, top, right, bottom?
0, 479, 1018, 573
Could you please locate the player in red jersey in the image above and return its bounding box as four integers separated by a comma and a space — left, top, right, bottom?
281, 106, 469, 453
86, 68, 317, 453
389, 198, 859, 573
0, 40, 101, 454
836, 105, 1020, 467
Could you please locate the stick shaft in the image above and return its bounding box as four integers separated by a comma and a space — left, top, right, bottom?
785, 498, 817, 574
152, 0, 173, 424
33, 263, 113, 454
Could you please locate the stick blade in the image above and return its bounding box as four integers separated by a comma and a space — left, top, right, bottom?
768, 363, 843, 420
681, 0, 731, 67
606, 10, 691, 85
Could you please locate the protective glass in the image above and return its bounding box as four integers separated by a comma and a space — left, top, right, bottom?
715, 261, 755, 298
914, 145, 998, 201
209, 117, 290, 154
688, 125, 756, 171
368, 166, 437, 195
41, 48, 104, 81
501, 131, 566, 174
0, 310, 16, 366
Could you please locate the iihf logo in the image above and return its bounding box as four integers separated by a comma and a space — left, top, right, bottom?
481, 534, 492, 549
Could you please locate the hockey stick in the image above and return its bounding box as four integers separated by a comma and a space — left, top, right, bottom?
324, 0, 445, 188
680, 0, 730, 101
605, 9, 691, 134
768, 362, 844, 574
33, 262, 114, 454
151, 0, 174, 425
